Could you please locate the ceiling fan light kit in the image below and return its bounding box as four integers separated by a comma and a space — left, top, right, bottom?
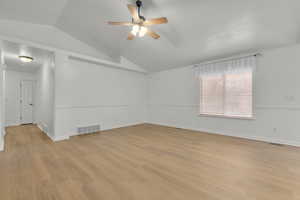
131, 25, 140, 36
108, 0, 168, 40
139, 26, 148, 37
131, 25, 148, 37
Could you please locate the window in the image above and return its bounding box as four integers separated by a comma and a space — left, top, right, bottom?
196, 56, 255, 118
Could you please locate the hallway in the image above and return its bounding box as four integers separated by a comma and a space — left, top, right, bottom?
4, 125, 52, 152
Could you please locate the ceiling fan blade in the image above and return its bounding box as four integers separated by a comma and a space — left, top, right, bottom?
127, 33, 135, 40
143, 17, 168, 26
108, 21, 134, 26
147, 30, 160, 39
127, 4, 140, 22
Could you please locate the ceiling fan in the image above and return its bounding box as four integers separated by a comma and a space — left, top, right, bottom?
108, 0, 168, 40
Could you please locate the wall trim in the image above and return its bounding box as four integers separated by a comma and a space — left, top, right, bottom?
37, 123, 51, 139
37, 123, 70, 142
255, 105, 300, 110
56, 104, 145, 110
52, 135, 70, 142
37, 123, 42, 131
148, 104, 300, 110
5, 123, 21, 127
102, 122, 145, 132
57, 105, 130, 109
147, 122, 300, 147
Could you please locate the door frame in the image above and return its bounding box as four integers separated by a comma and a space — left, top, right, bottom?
0, 64, 6, 151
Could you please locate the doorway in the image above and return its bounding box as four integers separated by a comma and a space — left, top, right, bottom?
20, 80, 34, 124
2, 40, 55, 147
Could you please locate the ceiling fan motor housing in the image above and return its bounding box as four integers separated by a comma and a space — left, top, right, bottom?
136, 0, 142, 7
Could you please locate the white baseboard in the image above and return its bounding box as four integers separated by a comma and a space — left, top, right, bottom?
147, 122, 300, 147
37, 123, 70, 142
5, 123, 21, 127
37, 123, 43, 132
102, 122, 145, 131
198, 127, 300, 147
52, 135, 70, 142
37, 123, 48, 136
37, 123, 52, 141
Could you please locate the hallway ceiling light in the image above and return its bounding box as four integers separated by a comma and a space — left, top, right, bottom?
19, 56, 34, 63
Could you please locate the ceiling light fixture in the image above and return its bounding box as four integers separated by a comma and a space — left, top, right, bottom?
19, 56, 34, 63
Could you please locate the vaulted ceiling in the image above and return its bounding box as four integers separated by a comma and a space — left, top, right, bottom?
0, 0, 300, 71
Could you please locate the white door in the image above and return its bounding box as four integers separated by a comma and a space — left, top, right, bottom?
20, 80, 34, 124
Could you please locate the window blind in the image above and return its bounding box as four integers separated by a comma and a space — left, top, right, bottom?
195, 56, 256, 118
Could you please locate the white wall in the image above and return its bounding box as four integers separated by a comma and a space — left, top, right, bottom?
35, 59, 55, 137
0, 62, 4, 151
0, 41, 5, 151
148, 44, 300, 146
5, 70, 36, 127
53, 56, 147, 140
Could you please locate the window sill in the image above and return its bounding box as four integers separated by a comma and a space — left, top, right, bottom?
198, 113, 255, 120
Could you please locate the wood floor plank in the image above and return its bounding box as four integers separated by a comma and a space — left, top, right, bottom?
1, 124, 300, 199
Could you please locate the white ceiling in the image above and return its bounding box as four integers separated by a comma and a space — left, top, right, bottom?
3, 40, 53, 73
0, 0, 300, 71
0, 0, 69, 25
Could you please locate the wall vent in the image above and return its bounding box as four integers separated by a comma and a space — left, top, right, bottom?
77, 125, 101, 135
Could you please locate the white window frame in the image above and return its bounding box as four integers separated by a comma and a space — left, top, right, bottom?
199, 69, 256, 120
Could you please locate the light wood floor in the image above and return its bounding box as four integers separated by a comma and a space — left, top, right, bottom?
1, 124, 300, 200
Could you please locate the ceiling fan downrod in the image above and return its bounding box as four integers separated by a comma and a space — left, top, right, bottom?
136, 0, 146, 21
